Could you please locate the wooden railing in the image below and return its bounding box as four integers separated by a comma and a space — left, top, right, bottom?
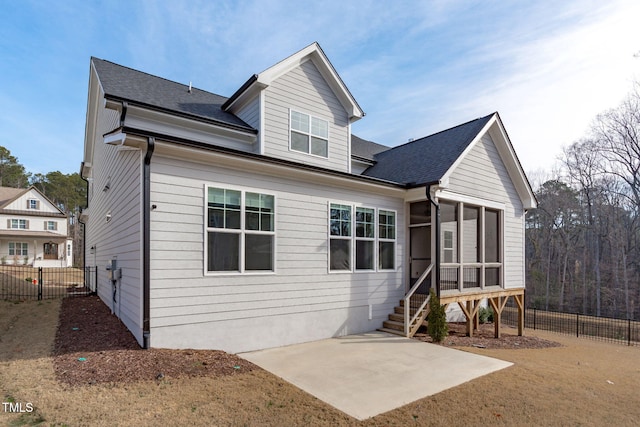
403, 264, 432, 337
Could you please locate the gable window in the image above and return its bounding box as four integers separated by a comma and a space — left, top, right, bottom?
329, 204, 351, 270
355, 207, 375, 270
206, 186, 275, 273
45, 221, 57, 231
27, 199, 39, 210
9, 219, 28, 230
9, 242, 28, 256
378, 210, 396, 270
290, 110, 329, 158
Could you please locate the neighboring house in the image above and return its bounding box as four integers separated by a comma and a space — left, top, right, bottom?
81, 42, 536, 353
0, 186, 72, 268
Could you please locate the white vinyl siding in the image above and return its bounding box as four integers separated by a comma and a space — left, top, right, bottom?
234, 96, 260, 129
85, 91, 144, 345
262, 60, 350, 172
148, 154, 405, 353
447, 133, 525, 289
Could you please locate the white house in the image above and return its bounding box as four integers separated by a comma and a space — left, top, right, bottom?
0, 186, 72, 268
81, 42, 536, 353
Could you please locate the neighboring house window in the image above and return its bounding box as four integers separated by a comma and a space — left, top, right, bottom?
206, 187, 275, 273
329, 204, 351, 270
378, 210, 396, 270
27, 199, 39, 209
290, 110, 329, 157
9, 219, 28, 230
355, 207, 375, 270
45, 221, 57, 231
9, 242, 28, 256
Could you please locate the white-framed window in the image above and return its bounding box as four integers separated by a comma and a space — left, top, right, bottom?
290, 110, 329, 158
9, 242, 28, 256
9, 219, 28, 230
378, 210, 396, 270
329, 203, 398, 272
355, 207, 375, 270
206, 186, 275, 273
45, 221, 57, 231
27, 199, 39, 210
329, 203, 351, 271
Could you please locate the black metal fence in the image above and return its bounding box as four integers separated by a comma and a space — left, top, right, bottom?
503, 305, 640, 346
0, 266, 97, 301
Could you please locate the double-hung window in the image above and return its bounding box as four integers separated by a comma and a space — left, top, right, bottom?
28, 199, 39, 209
329, 204, 397, 272
9, 242, 28, 256
378, 210, 396, 270
329, 204, 351, 270
10, 219, 27, 229
206, 187, 275, 273
46, 221, 57, 231
290, 110, 329, 157
355, 207, 375, 270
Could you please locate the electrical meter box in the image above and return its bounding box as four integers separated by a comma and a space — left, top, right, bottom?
106, 259, 122, 281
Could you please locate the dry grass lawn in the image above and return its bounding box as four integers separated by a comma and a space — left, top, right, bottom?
1, 299, 639, 426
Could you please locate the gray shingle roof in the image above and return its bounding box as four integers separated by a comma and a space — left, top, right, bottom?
351, 135, 390, 161
91, 58, 255, 132
362, 113, 495, 186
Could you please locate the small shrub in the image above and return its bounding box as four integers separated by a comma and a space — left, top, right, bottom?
1, 256, 5, 265
427, 289, 448, 342
479, 306, 494, 324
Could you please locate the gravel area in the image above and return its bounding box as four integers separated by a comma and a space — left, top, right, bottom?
52, 296, 256, 386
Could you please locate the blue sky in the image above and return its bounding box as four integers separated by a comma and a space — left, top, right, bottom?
1, 0, 639, 180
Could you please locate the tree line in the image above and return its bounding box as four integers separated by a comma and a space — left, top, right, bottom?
0, 146, 86, 266
525, 83, 640, 320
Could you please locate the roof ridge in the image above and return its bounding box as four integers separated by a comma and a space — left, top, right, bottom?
388, 112, 495, 151
91, 57, 229, 100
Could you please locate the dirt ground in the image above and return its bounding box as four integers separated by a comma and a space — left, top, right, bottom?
1, 297, 639, 426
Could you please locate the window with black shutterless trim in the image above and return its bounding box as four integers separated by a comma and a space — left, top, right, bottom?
206, 187, 274, 273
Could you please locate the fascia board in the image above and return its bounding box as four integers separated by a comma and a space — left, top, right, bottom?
257, 43, 364, 121
122, 105, 257, 146
439, 114, 497, 186
488, 119, 537, 209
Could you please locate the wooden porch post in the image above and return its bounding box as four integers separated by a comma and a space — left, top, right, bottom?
488, 296, 509, 338
514, 292, 525, 336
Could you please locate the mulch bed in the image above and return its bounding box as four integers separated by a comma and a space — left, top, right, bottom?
52, 296, 256, 387
413, 322, 562, 349
53, 296, 560, 387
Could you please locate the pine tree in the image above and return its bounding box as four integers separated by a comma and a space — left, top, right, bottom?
427, 288, 448, 342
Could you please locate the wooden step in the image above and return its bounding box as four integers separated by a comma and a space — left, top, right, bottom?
394, 306, 420, 316
382, 319, 404, 331
377, 327, 405, 336
388, 312, 405, 323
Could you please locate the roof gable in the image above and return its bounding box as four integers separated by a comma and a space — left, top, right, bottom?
0, 186, 67, 216
223, 42, 364, 121
363, 112, 536, 209
363, 114, 494, 186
